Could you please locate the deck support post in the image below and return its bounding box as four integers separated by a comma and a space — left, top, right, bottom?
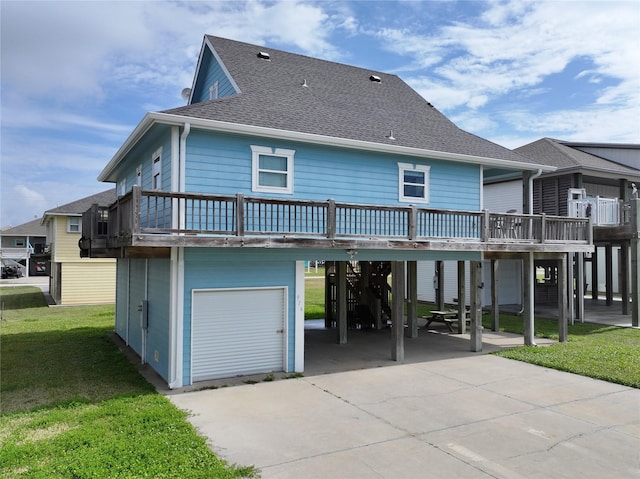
605, 243, 613, 306
576, 253, 585, 323
490, 259, 499, 331
523, 252, 536, 346
591, 246, 599, 300
336, 261, 347, 344
391, 261, 405, 361
567, 253, 575, 325
435, 261, 445, 310
469, 260, 483, 352
406, 261, 418, 338
558, 254, 568, 342
620, 243, 630, 315
457, 261, 466, 334
631, 199, 639, 327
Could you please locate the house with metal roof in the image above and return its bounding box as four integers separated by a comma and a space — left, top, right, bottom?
43, 189, 117, 304
80, 36, 593, 388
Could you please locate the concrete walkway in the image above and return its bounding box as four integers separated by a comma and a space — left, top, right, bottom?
169, 353, 639, 478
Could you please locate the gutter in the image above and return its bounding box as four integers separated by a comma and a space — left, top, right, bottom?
98, 112, 557, 182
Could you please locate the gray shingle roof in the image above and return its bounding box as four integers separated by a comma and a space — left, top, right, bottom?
163, 35, 528, 163
43, 189, 116, 217
1, 217, 46, 236
515, 138, 640, 178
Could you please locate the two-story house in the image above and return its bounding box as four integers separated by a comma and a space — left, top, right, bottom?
0, 217, 48, 276
80, 35, 592, 388
43, 190, 117, 304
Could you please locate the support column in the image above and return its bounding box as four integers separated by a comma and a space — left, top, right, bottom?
576, 253, 585, 323
336, 261, 347, 344
558, 254, 568, 342
631, 199, 639, 327
406, 261, 418, 338
435, 261, 445, 310
620, 243, 630, 315
567, 253, 575, 325
523, 252, 536, 346
457, 261, 466, 334
469, 260, 483, 352
491, 259, 499, 331
391, 261, 405, 361
591, 247, 598, 300
605, 244, 613, 306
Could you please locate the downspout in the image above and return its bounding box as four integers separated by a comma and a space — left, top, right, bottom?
168, 123, 190, 389
519, 168, 543, 314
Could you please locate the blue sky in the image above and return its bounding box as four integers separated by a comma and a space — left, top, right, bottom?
1, 0, 639, 228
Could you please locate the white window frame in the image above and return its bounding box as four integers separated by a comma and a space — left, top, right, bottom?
136, 165, 142, 187
251, 145, 295, 194
152, 147, 162, 190
209, 81, 219, 100
398, 162, 430, 203
67, 217, 81, 233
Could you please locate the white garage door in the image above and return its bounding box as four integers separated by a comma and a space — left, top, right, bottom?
192, 287, 286, 382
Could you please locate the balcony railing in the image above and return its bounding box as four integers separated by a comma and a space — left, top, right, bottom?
80, 187, 592, 254
568, 197, 629, 226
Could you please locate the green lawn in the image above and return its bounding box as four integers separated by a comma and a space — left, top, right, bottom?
0, 286, 257, 478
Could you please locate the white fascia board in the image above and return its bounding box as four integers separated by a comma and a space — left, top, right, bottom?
99, 112, 556, 182
205, 37, 241, 95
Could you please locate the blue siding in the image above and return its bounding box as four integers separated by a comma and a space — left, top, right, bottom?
112, 127, 173, 196
146, 259, 171, 381
127, 259, 146, 357
192, 47, 237, 103
182, 248, 297, 385
184, 130, 481, 211
115, 259, 129, 340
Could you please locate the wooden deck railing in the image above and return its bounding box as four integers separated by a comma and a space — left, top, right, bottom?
81, 187, 592, 250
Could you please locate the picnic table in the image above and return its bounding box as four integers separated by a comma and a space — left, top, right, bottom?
423, 309, 470, 332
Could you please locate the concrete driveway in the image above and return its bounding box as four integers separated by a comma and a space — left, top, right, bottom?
169, 354, 639, 478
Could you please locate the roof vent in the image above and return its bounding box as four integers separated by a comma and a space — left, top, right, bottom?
387, 130, 396, 140
257, 51, 270, 60
302, 79, 308, 87
369, 75, 381, 83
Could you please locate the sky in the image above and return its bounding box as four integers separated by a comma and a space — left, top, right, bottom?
1, 0, 639, 228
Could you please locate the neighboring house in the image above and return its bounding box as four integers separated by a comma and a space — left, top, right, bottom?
42, 190, 117, 305
80, 35, 592, 388
0, 217, 48, 276
478, 138, 639, 324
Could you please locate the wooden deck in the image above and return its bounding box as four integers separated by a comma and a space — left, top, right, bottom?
80, 186, 593, 257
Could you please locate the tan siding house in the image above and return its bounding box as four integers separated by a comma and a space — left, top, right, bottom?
43, 190, 117, 305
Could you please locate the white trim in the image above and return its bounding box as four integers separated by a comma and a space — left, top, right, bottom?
67, 217, 81, 233
168, 247, 184, 389
204, 38, 241, 94
135, 165, 142, 187
398, 162, 430, 203
98, 112, 556, 182
119, 178, 127, 196
295, 261, 305, 372
209, 81, 219, 100
251, 145, 295, 194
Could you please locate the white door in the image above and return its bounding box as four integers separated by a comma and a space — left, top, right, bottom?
191, 287, 286, 382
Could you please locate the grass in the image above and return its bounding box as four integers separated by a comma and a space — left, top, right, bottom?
0, 286, 258, 478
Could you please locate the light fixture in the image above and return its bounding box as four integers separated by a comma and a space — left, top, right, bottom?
347, 249, 358, 261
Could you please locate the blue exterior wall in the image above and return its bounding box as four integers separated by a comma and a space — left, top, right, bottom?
115, 259, 129, 340
182, 248, 297, 385
146, 259, 171, 381
191, 47, 238, 103
126, 259, 146, 357
184, 129, 481, 211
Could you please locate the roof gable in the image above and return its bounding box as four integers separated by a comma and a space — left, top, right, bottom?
1, 217, 46, 236
164, 35, 528, 163
43, 189, 116, 219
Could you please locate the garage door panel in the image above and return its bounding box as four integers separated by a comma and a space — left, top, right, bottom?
192, 288, 286, 381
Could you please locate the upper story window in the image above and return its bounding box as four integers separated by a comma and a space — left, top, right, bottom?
251, 145, 295, 194
152, 147, 162, 190
136, 165, 142, 187
67, 217, 81, 233
209, 81, 219, 100
398, 162, 430, 203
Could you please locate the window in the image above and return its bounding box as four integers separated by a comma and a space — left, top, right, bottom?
251, 145, 295, 194
398, 163, 430, 203
136, 165, 142, 187
68, 217, 81, 233
152, 147, 162, 190
209, 81, 219, 100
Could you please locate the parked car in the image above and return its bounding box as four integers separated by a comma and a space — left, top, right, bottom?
1, 259, 24, 279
